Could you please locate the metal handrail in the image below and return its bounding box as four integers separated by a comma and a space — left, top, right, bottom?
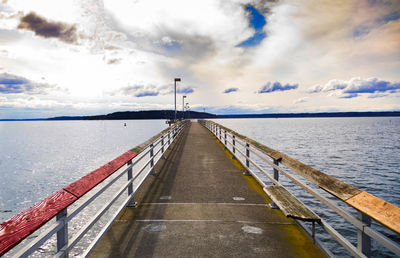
199, 119, 400, 258
0, 120, 189, 257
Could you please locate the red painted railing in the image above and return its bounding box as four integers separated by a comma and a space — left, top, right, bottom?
0, 150, 137, 256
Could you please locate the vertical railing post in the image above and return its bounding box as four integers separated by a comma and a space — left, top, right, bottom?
232, 135, 236, 159
273, 159, 279, 181
126, 160, 137, 207
270, 159, 280, 209
358, 212, 371, 257
161, 134, 165, 159
219, 127, 221, 140
224, 130, 227, 150
56, 208, 68, 258
244, 143, 250, 175
150, 143, 155, 175
161, 134, 164, 153
168, 130, 171, 148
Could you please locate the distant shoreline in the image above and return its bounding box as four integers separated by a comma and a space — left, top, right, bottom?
1, 110, 400, 121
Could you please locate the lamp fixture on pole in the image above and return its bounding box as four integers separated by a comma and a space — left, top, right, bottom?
174, 78, 181, 122
182, 95, 186, 119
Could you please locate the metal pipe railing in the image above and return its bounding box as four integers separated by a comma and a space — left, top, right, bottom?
199, 119, 400, 258
0, 120, 189, 257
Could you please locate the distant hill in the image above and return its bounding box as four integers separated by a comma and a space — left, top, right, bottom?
84, 110, 218, 120
1, 110, 399, 121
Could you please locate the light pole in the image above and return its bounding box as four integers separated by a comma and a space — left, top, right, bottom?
186, 103, 189, 119
182, 95, 186, 119
174, 78, 181, 122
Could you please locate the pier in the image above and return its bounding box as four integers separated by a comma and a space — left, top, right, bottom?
90, 122, 323, 257
1, 120, 399, 257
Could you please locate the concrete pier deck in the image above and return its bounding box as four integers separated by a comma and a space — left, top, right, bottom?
91, 122, 325, 257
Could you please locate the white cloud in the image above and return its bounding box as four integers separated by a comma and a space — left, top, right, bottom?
307, 77, 400, 98
294, 97, 308, 104
0, 0, 400, 118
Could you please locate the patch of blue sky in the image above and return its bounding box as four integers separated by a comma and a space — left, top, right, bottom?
135, 91, 159, 97
177, 87, 194, 94
381, 11, 400, 23
237, 5, 266, 48
245, 5, 266, 30
237, 31, 266, 48
161, 41, 181, 53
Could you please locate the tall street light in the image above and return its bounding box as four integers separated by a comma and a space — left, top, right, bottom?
174, 78, 181, 122
186, 103, 190, 119
182, 95, 186, 119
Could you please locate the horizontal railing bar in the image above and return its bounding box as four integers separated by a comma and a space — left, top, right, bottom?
319, 219, 367, 258
364, 223, 400, 255
62, 170, 140, 254
130, 121, 184, 154
82, 194, 132, 257
66, 164, 132, 223
223, 139, 279, 186
131, 125, 178, 163
295, 220, 335, 258
13, 220, 64, 258
251, 147, 363, 226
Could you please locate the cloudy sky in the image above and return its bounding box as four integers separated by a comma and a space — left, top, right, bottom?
0, 0, 399, 119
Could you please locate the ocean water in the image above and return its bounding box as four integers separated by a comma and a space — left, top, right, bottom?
0, 118, 399, 257
0, 120, 167, 223
212, 117, 400, 257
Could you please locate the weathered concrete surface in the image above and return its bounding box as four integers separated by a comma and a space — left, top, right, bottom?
91, 122, 325, 258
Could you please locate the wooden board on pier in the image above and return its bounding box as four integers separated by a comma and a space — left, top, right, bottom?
264, 185, 320, 222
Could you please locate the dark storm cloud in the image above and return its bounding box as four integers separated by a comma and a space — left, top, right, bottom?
258, 82, 298, 93
0, 73, 58, 95
18, 12, 77, 44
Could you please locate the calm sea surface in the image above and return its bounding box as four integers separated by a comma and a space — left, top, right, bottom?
0, 118, 399, 257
